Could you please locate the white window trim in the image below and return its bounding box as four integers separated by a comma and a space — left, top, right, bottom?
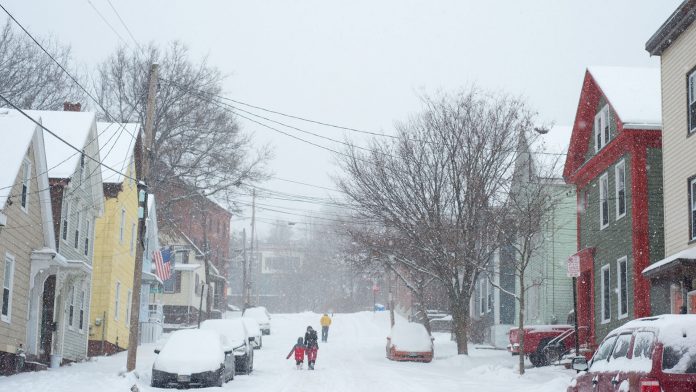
486, 278, 493, 313
62, 201, 71, 242
84, 218, 90, 256
119, 209, 126, 244
68, 285, 75, 330
617, 257, 628, 320
20, 158, 31, 213
130, 222, 136, 256
79, 289, 86, 333
594, 105, 610, 152
1, 253, 15, 323
74, 205, 81, 250
615, 160, 626, 220
114, 281, 121, 321
601, 264, 611, 324
479, 279, 485, 316
599, 173, 609, 230
691, 177, 696, 241
689, 70, 696, 134
126, 290, 132, 326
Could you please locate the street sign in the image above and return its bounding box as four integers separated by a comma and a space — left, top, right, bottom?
567, 255, 580, 278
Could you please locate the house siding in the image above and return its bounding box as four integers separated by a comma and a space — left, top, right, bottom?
580, 152, 634, 341
0, 144, 44, 357
660, 19, 696, 256
647, 148, 665, 268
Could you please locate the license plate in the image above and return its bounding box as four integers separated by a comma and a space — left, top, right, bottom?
177, 374, 191, 382
408, 353, 420, 357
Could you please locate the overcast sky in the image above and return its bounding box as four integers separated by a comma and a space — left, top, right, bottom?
3, 0, 681, 237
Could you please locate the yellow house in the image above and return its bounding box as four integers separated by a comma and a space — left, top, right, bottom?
88, 122, 141, 356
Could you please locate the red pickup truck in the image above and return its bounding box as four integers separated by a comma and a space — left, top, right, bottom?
508, 324, 578, 367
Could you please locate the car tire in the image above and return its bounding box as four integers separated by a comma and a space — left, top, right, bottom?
215, 369, 224, 387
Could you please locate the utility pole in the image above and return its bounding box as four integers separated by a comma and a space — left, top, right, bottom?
246, 188, 256, 308
127, 63, 158, 372
241, 228, 248, 308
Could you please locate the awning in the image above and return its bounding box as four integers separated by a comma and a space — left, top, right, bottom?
643, 246, 696, 278
142, 271, 163, 285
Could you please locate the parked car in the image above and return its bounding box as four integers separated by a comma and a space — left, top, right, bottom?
508, 324, 576, 367
243, 306, 271, 335
242, 316, 263, 349
568, 314, 696, 392
200, 319, 255, 375
151, 329, 235, 388
386, 322, 434, 363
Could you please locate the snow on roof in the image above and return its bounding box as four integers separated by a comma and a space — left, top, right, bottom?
0, 110, 40, 208
96, 122, 140, 184
587, 66, 662, 128
154, 329, 225, 375
642, 245, 696, 275
25, 110, 97, 178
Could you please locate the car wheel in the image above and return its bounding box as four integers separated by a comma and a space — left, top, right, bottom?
215, 368, 224, 387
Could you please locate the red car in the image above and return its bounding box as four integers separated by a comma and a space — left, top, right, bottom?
508, 324, 576, 367
569, 314, 696, 392
386, 322, 434, 363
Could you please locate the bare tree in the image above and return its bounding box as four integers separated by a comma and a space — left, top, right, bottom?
93, 43, 271, 216
0, 19, 82, 109
336, 88, 534, 354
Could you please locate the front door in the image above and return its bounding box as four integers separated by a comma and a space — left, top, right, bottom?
39, 275, 56, 363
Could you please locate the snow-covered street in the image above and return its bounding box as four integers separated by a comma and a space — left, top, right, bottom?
0, 312, 575, 392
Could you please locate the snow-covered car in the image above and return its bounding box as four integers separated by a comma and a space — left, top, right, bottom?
151, 329, 235, 388
386, 322, 434, 363
200, 319, 255, 375
242, 316, 263, 349
243, 306, 272, 335
569, 314, 696, 392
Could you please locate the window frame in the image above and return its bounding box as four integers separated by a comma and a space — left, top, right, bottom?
74, 203, 81, 249
594, 105, 610, 152
114, 281, 121, 321
79, 289, 85, 332
84, 218, 90, 256
689, 176, 696, 242
479, 278, 485, 316
20, 158, 31, 212
130, 222, 136, 255
600, 173, 610, 229
62, 201, 71, 242
688, 68, 696, 135
126, 289, 132, 326
615, 160, 626, 220
601, 264, 611, 324
487, 278, 493, 313
119, 209, 126, 244
617, 256, 628, 320
1, 253, 15, 323
68, 285, 75, 329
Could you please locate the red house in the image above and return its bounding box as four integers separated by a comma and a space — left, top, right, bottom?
563, 67, 663, 347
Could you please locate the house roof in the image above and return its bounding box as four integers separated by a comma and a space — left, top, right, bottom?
528, 125, 573, 179
646, 0, 696, 56
96, 122, 140, 184
587, 66, 661, 128
25, 110, 98, 179
0, 110, 40, 209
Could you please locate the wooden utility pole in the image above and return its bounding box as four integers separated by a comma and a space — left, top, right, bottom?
241, 228, 248, 308
127, 63, 158, 372
246, 189, 256, 308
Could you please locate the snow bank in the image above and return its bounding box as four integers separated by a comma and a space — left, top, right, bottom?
153, 329, 224, 374
389, 321, 432, 352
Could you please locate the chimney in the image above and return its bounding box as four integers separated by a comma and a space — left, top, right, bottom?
63, 102, 81, 112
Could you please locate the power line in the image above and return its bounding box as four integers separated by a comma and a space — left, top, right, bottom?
105, 0, 140, 49
86, 0, 128, 46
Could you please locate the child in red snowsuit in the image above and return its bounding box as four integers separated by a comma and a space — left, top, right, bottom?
286, 337, 306, 369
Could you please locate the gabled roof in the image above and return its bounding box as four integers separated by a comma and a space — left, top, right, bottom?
646, 0, 696, 56
563, 67, 662, 181
587, 66, 661, 128
25, 110, 98, 179
96, 122, 140, 184
0, 110, 40, 208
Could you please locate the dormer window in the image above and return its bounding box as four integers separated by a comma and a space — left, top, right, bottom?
594, 105, 610, 152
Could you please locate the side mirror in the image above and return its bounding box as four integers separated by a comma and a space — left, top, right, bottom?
154, 349, 160, 354
248, 337, 255, 342
224, 350, 233, 355
571, 356, 588, 372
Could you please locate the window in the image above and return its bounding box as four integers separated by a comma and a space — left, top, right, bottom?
74, 207, 81, 249
479, 279, 486, 315
487, 279, 493, 312
79, 290, 85, 331
600, 173, 609, 229
1, 254, 14, 322
20, 159, 31, 211
195, 273, 200, 295
130, 222, 136, 255
690, 177, 696, 241
590, 335, 617, 368
119, 209, 126, 244
126, 290, 132, 326
62, 202, 71, 241
601, 264, 611, 323
84, 218, 90, 256
689, 70, 696, 134
594, 105, 610, 151
633, 332, 655, 360
114, 282, 121, 320
163, 271, 181, 294
615, 160, 626, 219
68, 285, 75, 328
80, 153, 86, 183
617, 257, 628, 319
611, 334, 632, 360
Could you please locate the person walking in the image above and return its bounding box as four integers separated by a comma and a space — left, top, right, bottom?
320, 313, 332, 342
286, 337, 306, 369
304, 326, 319, 370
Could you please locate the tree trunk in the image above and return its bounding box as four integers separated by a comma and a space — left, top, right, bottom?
416, 289, 432, 335
451, 295, 469, 355
518, 271, 525, 375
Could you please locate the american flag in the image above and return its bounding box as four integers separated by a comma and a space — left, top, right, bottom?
153, 247, 172, 281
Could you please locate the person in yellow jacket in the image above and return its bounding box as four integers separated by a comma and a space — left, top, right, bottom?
320, 313, 332, 342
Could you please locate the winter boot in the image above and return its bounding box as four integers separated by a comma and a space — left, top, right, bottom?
309, 361, 314, 370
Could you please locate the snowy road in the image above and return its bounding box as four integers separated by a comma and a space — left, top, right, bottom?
0, 312, 575, 392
